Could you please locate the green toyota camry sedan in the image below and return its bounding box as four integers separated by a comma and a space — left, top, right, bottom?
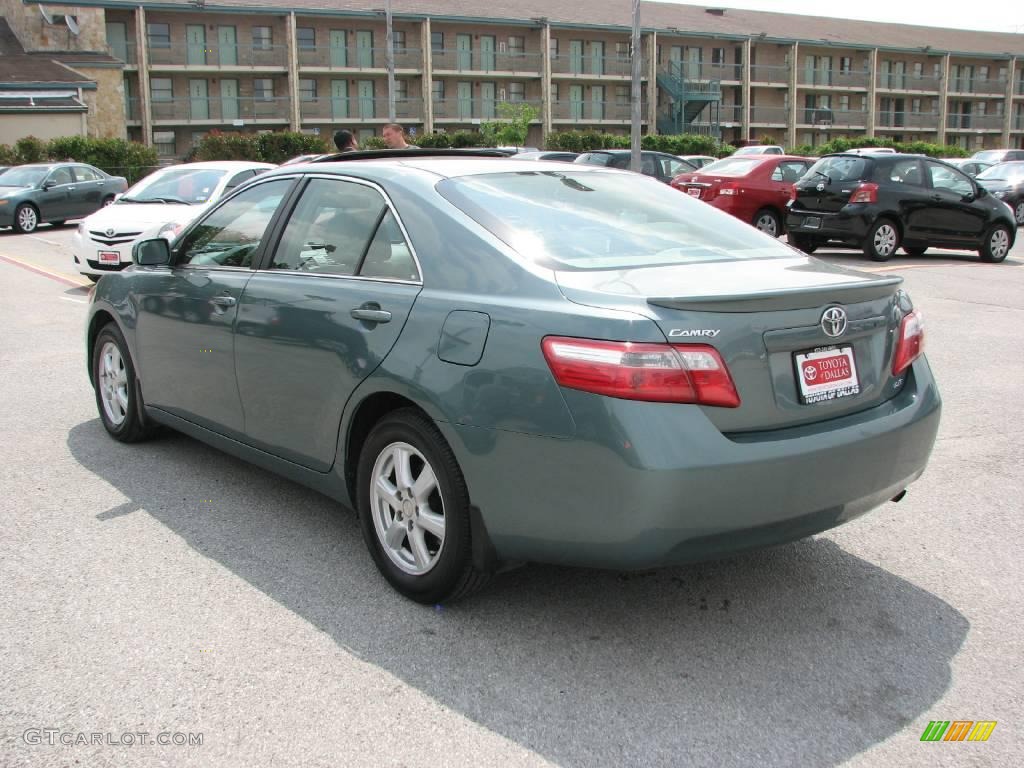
86, 150, 940, 603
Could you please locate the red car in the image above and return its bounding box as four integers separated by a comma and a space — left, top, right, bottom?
671, 155, 812, 237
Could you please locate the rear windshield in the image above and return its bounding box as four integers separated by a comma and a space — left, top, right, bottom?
972, 150, 1006, 163
977, 162, 1024, 182
575, 153, 614, 167
437, 170, 793, 271
800, 156, 869, 184
696, 158, 761, 176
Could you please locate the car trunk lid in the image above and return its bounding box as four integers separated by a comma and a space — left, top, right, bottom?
792, 155, 874, 213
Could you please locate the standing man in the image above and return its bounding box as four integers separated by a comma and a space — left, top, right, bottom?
382, 123, 411, 149
333, 129, 357, 152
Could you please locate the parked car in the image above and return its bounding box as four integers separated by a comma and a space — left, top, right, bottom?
971, 148, 1024, 164
574, 150, 696, 183
845, 147, 898, 155
671, 155, 813, 236
732, 145, 785, 156
86, 149, 940, 603
0, 166, 9, 176
0, 163, 128, 234
786, 153, 1015, 262
676, 154, 718, 169
72, 161, 274, 281
975, 161, 1024, 225
514, 151, 579, 162
942, 158, 993, 178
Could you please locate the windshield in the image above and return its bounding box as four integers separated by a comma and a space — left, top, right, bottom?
697, 158, 761, 176
437, 170, 793, 271
972, 151, 1006, 163
977, 162, 1024, 182
121, 168, 228, 204
800, 156, 869, 183
0, 166, 50, 187
574, 153, 614, 167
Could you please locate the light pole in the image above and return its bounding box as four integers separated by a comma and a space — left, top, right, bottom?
385, 0, 396, 122
630, 0, 642, 172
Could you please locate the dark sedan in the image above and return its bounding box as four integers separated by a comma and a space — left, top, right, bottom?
574, 150, 696, 184
786, 153, 1016, 262
0, 162, 128, 233
975, 161, 1024, 226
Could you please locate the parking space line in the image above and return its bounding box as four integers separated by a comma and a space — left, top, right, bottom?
59, 296, 88, 304
862, 263, 982, 273
27, 234, 65, 248
0, 253, 92, 288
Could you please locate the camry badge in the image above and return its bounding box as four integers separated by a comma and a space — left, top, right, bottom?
821, 307, 848, 338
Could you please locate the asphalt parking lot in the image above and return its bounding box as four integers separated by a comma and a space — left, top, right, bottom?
1, 223, 1021, 768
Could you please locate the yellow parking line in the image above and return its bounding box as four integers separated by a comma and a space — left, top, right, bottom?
0, 252, 92, 288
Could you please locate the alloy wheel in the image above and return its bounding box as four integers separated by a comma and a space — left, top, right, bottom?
756, 213, 779, 236
98, 341, 129, 426
17, 206, 38, 233
1015, 201, 1024, 225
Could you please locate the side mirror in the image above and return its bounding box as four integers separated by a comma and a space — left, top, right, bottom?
134, 238, 171, 266
42, 179, 57, 190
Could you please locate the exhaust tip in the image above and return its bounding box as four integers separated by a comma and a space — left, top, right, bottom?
890, 490, 908, 503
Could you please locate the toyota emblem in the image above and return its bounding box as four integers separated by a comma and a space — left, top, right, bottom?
821, 307, 848, 338
105, 228, 115, 237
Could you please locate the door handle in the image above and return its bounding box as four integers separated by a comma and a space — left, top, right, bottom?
350, 308, 392, 323
211, 295, 237, 308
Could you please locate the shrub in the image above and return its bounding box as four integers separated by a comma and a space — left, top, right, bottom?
14, 136, 48, 163
546, 131, 729, 156
359, 136, 389, 150
413, 132, 450, 148
47, 136, 159, 184
787, 144, 816, 157
192, 131, 260, 161
255, 131, 328, 163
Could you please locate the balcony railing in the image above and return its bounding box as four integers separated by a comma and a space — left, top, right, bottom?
799, 109, 868, 128
876, 74, 941, 92
718, 104, 743, 123
876, 111, 941, 129
551, 100, 639, 121
108, 40, 137, 65
150, 96, 291, 122
800, 68, 870, 88
299, 97, 422, 121
948, 78, 1008, 95
550, 54, 641, 77
432, 49, 542, 74
750, 65, 789, 84
750, 106, 788, 123
125, 97, 141, 121
148, 42, 288, 68
432, 97, 541, 120
297, 46, 423, 70
946, 113, 1005, 130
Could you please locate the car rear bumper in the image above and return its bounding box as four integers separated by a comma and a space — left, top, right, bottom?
442, 357, 940, 569
786, 205, 873, 242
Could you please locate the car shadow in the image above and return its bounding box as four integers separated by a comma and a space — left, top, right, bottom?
812, 248, 1022, 268
67, 419, 967, 768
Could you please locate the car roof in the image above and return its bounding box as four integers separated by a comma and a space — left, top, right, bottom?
262, 156, 631, 182
155, 160, 276, 171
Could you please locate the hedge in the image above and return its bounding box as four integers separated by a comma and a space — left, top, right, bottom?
0, 136, 158, 183
191, 130, 328, 163
545, 131, 729, 156
787, 136, 970, 159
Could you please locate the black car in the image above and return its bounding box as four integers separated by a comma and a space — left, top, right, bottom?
574, 150, 696, 184
786, 153, 1016, 263
975, 161, 1024, 226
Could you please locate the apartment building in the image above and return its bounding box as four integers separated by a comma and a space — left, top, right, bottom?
16, 1, 1024, 156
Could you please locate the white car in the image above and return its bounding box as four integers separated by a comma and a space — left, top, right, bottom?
733, 145, 785, 156
73, 161, 274, 281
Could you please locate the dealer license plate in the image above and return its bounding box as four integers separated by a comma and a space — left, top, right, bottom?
98, 250, 120, 265
802, 216, 822, 229
794, 345, 860, 404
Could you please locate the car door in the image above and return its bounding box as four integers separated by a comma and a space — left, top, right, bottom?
234, 176, 421, 471
769, 159, 810, 206
72, 165, 107, 214
37, 166, 76, 221
923, 160, 988, 244
133, 177, 294, 439
882, 157, 931, 242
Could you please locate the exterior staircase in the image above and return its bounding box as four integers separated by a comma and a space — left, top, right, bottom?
656, 61, 722, 137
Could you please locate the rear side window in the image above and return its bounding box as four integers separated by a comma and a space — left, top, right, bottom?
800, 156, 869, 183
887, 158, 924, 187
576, 153, 613, 167
772, 161, 809, 183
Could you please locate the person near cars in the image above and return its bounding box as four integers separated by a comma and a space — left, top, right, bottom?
333, 129, 357, 153
382, 123, 411, 149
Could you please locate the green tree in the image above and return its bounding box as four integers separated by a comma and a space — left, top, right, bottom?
482, 102, 539, 147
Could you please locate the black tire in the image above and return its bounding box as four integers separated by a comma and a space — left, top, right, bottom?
12, 203, 39, 234
787, 233, 819, 254
357, 408, 489, 604
92, 323, 156, 443
102, 195, 116, 207
863, 218, 901, 262
979, 223, 1012, 263
903, 246, 928, 256
753, 208, 782, 238
1013, 199, 1024, 227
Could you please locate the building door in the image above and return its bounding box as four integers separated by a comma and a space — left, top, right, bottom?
331, 80, 349, 118
330, 30, 348, 67
591, 84, 604, 120
590, 41, 604, 76
569, 40, 584, 74
356, 31, 374, 68
569, 84, 583, 120
106, 22, 128, 62
186, 25, 206, 66
357, 80, 375, 118
480, 36, 496, 72
217, 26, 237, 66
189, 79, 209, 120
686, 46, 702, 79
481, 82, 496, 118
220, 79, 239, 121
892, 61, 906, 89
457, 81, 473, 119
879, 60, 891, 89
456, 34, 472, 71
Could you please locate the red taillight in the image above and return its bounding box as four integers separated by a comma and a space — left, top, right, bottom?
849, 182, 878, 204
892, 310, 924, 375
718, 182, 738, 197
541, 337, 741, 408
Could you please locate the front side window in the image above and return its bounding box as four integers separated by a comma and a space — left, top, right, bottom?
176, 179, 291, 268
47, 167, 74, 186
927, 162, 973, 197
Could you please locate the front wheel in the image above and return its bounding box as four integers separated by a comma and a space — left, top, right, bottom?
787, 233, 819, 254
92, 323, 156, 442
102, 195, 116, 207
979, 224, 1012, 263
357, 408, 489, 603
864, 218, 900, 261
753, 208, 781, 238
13, 203, 39, 234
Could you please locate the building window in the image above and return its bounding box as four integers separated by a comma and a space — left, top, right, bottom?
549, 38, 558, 58
150, 77, 173, 101
153, 131, 176, 157
711, 48, 725, 66
616, 42, 629, 61
616, 85, 629, 105
508, 36, 525, 57
297, 27, 315, 50
254, 78, 274, 100
508, 82, 525, 102
395, 79, 408, 101
252, 27, 273, 50
431, 32, 443, 52
913, 62, 923, 78
911, 98, 921, 113
147, 23, 171, 48
431, 80, 444, 100
299, 78, 316, 101
995, 101, 1004, 116
393, 30, 406, 51
551, 83, 559, 101
979, 66, 989, 82
838, 94, 849, 111
839, 57, 852, 74
933, 63, 941, 79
